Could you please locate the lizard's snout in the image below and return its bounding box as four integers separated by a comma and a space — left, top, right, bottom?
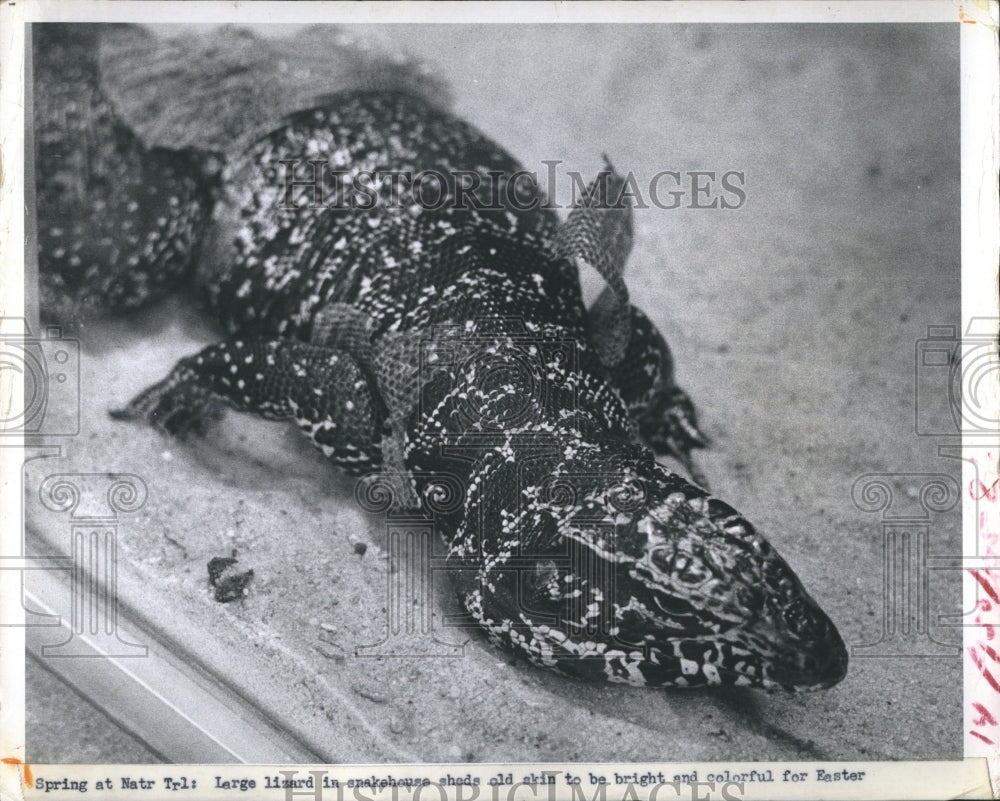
713, 558, 849, 691
625, 473, 850, 691
761, 596, 848, 690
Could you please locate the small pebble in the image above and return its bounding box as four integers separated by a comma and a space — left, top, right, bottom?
353, 541, 368, 556
207, 556, 254, 603
447, 745, 462, 759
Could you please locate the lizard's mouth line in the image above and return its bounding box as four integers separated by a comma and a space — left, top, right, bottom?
756, 626, 850, 691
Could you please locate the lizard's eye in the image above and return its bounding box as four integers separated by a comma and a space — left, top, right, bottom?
649, 543, 712, 588
674, 554, 710, 585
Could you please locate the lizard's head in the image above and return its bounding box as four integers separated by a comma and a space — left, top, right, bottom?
509, 455, 848, 692
457, 446, 847, 692
620, 488, 849, 691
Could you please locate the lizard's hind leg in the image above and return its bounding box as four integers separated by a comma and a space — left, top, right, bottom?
606, 304, 709, 486
111, 338, 384, 474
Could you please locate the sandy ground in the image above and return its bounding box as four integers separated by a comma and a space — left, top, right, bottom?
26, 23, 962, 763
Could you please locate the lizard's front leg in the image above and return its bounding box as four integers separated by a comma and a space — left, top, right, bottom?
111, 338, 384, 474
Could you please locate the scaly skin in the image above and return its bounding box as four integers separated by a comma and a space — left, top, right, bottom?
37, 33, 848, 691
34, 24, 218, 326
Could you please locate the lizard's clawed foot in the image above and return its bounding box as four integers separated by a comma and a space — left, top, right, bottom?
110, 379, 223, 438
639, 387, 711, 487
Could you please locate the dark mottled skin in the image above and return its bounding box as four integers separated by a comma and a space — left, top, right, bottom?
34, 24, 219, 325
36, 27, 848, 691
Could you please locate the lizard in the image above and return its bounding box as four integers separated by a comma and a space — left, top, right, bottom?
35, 24, 848, 692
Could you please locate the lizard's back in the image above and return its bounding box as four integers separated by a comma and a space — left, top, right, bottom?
201, 91, 586, 344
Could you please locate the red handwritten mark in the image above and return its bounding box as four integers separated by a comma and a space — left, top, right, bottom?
983, 642, 1000, 664
970, 564, 1000, 744
972, 570, 1000, 604
968, 454, 1000, 749
970, 646, 1000, 693
972, 586, 995, 638
1, 758, 32, 785
969, 478, 1000, 501
973, 702, 997, 727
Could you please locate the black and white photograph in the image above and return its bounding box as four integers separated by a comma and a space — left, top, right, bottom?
2, 2, 998, 799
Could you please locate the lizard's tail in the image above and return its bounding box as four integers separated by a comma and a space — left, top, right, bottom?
33, 23, 451, 326
98, 23, 453, 155
33, 24, 221, 327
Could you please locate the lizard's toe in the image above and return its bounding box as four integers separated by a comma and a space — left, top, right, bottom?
110, 382, 222, 439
